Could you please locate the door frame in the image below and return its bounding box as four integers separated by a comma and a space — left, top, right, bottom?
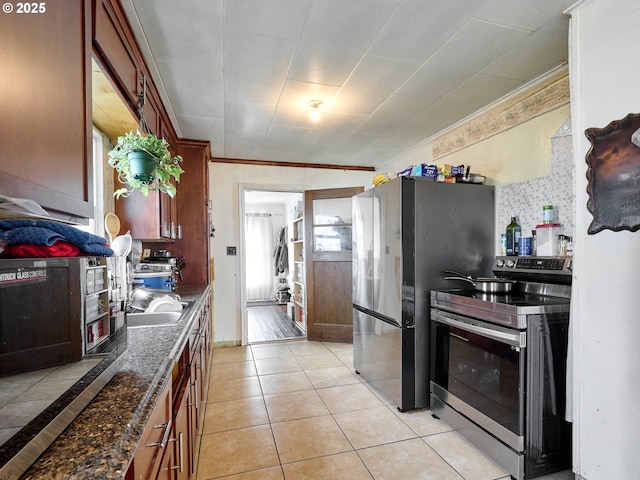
238, 183, 305, 346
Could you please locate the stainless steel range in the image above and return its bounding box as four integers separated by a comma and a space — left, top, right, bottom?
430, 256, 572, 480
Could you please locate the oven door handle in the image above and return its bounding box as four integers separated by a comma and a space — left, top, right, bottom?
432, 310, 525, 348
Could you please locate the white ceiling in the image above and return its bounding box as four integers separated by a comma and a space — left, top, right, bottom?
121, 0, 574, 169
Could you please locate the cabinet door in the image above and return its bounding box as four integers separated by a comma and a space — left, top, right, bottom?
160, 184, 178, 240
188, 341, 202, 476
171, 141, 210, 284
116, 189, 174, 241
129, 381, 172, 480
154, 446, 174, 480
0, 0, 92, 221
93, 0, 138, 110
169, 384, 190, 480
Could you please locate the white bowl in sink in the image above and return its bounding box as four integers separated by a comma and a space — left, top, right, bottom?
145, 296, 183, 313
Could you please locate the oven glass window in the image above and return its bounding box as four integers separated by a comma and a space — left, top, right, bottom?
433, 324, 524, 437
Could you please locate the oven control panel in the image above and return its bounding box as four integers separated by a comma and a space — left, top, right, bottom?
494, 256, 572, 278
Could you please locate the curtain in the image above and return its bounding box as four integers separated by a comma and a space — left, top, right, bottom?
245, 214, 275, 301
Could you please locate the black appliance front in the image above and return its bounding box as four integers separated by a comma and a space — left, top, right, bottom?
352, 177, 496, 412
430, 307, 572, 479
353, 307, 417, 412
0, 257, 83, 376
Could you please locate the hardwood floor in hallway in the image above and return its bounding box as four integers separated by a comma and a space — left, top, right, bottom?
247, 304, 304, 343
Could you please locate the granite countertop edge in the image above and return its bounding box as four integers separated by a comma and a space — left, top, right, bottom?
20, 285, 210, 480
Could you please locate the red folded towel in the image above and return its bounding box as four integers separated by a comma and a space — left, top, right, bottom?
2, 241, 82, 258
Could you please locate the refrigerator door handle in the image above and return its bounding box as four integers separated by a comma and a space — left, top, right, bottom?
353, 304, 405, 329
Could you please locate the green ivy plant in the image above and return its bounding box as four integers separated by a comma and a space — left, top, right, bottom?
108, 130, 184, 198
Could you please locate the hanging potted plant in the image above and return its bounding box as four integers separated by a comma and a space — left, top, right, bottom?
108, 130, 184, 199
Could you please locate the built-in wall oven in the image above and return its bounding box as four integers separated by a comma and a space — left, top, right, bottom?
430, 256, 572, 480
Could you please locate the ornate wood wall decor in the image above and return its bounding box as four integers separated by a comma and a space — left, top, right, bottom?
585, 112, 640, 234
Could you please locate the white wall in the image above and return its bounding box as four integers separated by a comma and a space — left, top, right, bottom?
567, 0, 640, 478
209, 162, 372, 344
377, 105, 570, 187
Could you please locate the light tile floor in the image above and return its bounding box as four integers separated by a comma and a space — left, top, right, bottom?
195, 340, 575, 480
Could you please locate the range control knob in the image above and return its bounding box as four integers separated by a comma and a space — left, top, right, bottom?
506, 259, 516, 268
495, 259, 505, 268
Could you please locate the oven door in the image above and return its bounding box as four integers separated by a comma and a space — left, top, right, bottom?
431, 308, 526, 452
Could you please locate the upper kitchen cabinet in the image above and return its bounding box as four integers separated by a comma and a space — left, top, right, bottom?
92, 0, 179, 241
92, 0, 171, 140
116, 189, 177, 241
172, 140, 211, 285
92, 0, 139, 119
0, 0, 93, 222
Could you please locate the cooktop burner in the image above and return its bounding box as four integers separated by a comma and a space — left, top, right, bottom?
432, 256, 573, 328
440, 289, 571, 307
431, 288, 571, 329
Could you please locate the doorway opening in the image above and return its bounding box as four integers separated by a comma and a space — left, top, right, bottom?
242, 188, 305, 344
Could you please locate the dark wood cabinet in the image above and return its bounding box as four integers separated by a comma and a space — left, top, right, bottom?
0, 0, 92, 222
170, 384, 191, 480
2, 0, 211, 277
115, 188, 177, 241
170, 141, 211, 285
93, 0, 138, 112
128, 295, 212, 480
129, 380, 172, 480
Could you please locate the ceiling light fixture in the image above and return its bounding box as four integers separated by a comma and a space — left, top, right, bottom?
308, 99, 323, 122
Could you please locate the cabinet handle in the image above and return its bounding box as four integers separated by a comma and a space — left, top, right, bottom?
177, 224, 182, 239
146, 418, 172, 448
170, 222, 176, 239
170, 431, 184, 473
188, 380, 196, 408
193, 377, 198, 409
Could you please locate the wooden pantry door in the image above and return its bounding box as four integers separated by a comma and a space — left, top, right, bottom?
304, 186, 364, 342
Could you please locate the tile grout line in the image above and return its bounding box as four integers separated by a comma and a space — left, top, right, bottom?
203, 343, 503, 480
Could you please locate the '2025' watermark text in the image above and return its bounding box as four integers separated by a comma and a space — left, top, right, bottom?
3, 2, 47, 14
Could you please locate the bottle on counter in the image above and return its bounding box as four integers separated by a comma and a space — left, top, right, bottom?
506, 217, 521, 256
531, 230, 537, 256
566, 236, 573, 256
558, 234, 568, 256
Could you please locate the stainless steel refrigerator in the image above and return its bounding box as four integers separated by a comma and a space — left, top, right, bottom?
352, 176, 495, 411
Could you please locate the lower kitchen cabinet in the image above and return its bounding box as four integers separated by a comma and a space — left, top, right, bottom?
154, 444, 174, 480
172, 386, 190, 480
127, 380, 172, 480
127, 293, 211, 480
157, 381, 190, 480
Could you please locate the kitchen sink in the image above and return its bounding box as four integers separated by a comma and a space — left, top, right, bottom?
126, 301, 192, 328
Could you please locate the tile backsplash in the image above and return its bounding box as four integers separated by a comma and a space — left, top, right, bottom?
496, 117, 575, 254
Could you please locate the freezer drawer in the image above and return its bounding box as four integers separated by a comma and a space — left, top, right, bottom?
353, 308, 417, 411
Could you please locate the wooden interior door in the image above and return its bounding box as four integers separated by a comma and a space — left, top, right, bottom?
304, 186, 364, 342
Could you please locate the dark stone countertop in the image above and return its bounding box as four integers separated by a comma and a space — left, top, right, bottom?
19, 285, 210, 480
